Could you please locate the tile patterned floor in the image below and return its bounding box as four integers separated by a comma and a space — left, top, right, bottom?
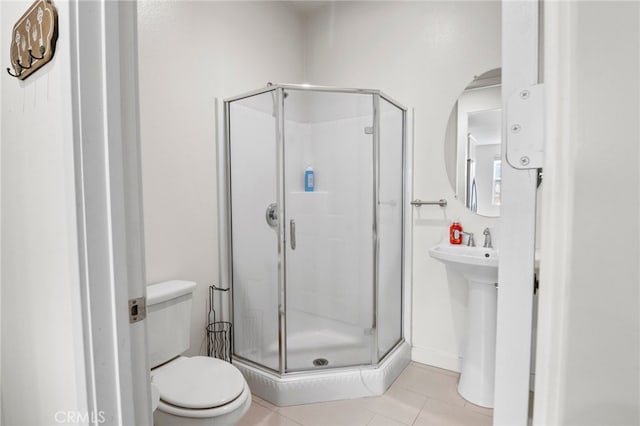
238, 362, 493, 426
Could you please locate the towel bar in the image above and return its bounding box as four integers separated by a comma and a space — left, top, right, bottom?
410, 199, 447, 207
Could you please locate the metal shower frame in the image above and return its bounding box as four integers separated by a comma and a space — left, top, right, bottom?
222, 83, 408, 376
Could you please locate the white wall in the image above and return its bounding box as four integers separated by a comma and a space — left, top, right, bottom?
305, 1, 501, 371
0, 1, 88, 424
535, 1, 640, 424
138, 1, 501, 369
137, 1, 306, 355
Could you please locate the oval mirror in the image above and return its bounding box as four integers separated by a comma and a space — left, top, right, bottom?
444, 69, 502, 217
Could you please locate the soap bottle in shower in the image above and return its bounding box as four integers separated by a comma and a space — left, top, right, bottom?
305, 166, 314, 192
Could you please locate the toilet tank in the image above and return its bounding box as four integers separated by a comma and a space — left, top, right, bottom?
146, 280, 197, 368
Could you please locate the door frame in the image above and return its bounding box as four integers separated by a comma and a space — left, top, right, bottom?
71, 1, 151, 424
494, 1, 540, 424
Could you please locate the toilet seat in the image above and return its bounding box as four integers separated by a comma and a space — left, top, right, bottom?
152, 356, 251, 421
154, 356, 245, 409
156, 383, 251, 419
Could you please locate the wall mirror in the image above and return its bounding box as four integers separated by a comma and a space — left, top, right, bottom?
444, 69, 502, 217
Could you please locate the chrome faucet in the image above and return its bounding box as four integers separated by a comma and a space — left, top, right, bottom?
482, 228, 493, 248
461, 231, 475, 247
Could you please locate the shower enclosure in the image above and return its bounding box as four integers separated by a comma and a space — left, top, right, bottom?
221, 84, 410, 405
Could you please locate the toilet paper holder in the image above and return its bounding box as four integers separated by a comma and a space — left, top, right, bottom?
207, 285, 233, 363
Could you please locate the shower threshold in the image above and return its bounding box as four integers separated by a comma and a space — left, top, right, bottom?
233, 341, 411, 406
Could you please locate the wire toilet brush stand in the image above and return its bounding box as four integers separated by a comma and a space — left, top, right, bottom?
207, 284, 232, 363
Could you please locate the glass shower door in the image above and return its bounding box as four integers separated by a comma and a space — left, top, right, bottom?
377, 97, 404, 359
228, 91, 281, 371
283, 90, 375, 371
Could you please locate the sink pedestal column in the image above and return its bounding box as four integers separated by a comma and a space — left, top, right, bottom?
457, 279, 497, 408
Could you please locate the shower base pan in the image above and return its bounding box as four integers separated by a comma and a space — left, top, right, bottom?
233, 341, 411, 406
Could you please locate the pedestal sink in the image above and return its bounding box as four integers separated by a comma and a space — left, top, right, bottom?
429, 243, 498, 408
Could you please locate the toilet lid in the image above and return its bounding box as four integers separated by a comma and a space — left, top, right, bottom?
153, 356, 245, 409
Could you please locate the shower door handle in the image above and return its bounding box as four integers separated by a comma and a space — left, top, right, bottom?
290, 219, 296, 250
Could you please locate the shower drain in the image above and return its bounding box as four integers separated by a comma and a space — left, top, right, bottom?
313, 358, 329, 367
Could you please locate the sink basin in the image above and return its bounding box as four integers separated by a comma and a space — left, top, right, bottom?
429, 244, 498, 283
429, 243, 499, 408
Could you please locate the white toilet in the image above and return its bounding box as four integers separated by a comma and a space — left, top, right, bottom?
147, 280, 251, 425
